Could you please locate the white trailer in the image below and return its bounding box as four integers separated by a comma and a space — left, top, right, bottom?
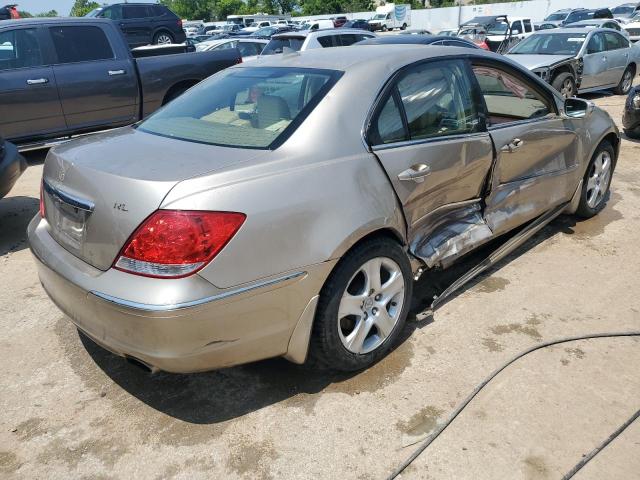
368, 3, 411, 32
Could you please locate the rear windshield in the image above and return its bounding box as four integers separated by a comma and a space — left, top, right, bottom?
262, 37, 305, 54
139, 67, 341, 149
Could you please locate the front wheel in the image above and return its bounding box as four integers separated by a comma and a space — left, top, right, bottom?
552, 72, 576, 99
308, 238, 413, 371
614, 66, 635, 95
382, 25, 388, 32
153, 31, 174, 45
576, 142, 615, 218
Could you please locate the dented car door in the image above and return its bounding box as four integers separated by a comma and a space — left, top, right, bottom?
368, 59, 494, 268
471, 62, 579, 235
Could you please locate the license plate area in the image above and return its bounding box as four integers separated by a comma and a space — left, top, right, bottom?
44, 181, 94, 252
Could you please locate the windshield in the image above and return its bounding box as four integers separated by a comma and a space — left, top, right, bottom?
138, 67, 340, 149
509, 33, 586, 55
261, 37, 305, 54
253, 27, 275, 36
545, 12, 568, 21
85, 7, 103, 17
372, 14, 386, 20
613, 6, 635, 15
486, 21, 509, 35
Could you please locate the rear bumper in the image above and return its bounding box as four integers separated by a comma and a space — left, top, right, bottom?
0, 140, 27, 199
28, 215, 334, 373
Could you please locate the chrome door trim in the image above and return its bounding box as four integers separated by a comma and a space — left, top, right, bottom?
371, 131, 490, 152
90, 271, 307, 312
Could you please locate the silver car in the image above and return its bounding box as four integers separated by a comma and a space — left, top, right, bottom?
506, 28, 639, 97
29, 46, 619, 374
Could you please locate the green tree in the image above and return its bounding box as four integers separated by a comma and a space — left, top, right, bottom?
214, 0, 244, 19
36, 10, 59, 17
69, 0, 100, 17
18, 10, 33, 17
160, 0, 215, 20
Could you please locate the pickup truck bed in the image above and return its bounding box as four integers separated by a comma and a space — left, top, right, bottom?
0, 18, 240, 147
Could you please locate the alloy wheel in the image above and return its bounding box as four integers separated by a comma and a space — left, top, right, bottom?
337, 257, 405, 355
586, 150, 612, 209
157, 34, 172, 45
561, 78, 574, 98
622, 69, 633, 94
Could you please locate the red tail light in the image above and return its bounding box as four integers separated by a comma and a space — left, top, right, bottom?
178, 19, 183, 29
476, 40, 490, 51
39, 180, 46, 218
114, 210, 246, 278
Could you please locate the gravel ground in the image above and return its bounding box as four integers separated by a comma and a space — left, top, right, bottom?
0, 89, 639, 480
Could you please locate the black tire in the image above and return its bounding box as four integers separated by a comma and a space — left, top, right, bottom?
308, 237, 413, 372
614, 65, 635, 95
382, 25, 388, 32
153, 31, 174, 45
551, 72, 576, 99
401, 23, 407, 30
624, 127, 640, 139
576, 141, 615, 218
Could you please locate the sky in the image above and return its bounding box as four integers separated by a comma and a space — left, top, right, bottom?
17, 0, 158, 16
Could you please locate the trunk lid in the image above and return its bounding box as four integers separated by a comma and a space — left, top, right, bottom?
42, 127, 266, 271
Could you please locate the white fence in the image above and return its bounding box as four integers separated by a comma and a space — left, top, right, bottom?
297, 0, 623, 32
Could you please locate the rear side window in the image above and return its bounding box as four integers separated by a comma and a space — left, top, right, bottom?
152, 5, 172, 17
371, 94, 406, 144
605, 32, 627, 49
124, 5, 150, 19
139, 67, 341, 149
101, 5, 122, 20
0, 28, 44, 70
338, 34, 359, 46
261, 37, 304, 55
49, 26, 114, 63
317, 35, 337, 47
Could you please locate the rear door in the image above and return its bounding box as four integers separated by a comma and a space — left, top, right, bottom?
48, 24, 139, 131
604, 31, 630, 85
581, 32, 610, 88
0, 26, 66, 141
368, 59, 494, 262
471, 61, 579, 235
121, 4, 152, 47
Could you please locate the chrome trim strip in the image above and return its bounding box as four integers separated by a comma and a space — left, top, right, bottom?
371, 131, 490, 152
90, 271, 307, 312
43, 179, 95, 212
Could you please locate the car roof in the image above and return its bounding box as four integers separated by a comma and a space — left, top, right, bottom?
358, 35, 477, 47
0, 17, 113, 27
567, 19, 613, 25
251, 44, 493, 71
534, 27, 595, 34
272, 28, 370, 38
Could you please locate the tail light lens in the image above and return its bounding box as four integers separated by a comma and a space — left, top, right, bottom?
114, 210, 245, 279
39, 180, 46, 218
178, 19, 183, 29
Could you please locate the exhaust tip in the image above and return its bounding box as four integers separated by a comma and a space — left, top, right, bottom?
124, 355, 159, 374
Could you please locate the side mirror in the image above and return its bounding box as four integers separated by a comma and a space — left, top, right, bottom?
564, 98, 593, 118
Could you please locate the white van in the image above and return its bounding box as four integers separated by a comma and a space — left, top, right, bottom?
300, 19, 335, 31
368, 3, 411, 31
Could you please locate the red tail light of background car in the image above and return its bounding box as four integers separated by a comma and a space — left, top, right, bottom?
114, 210, 245, 279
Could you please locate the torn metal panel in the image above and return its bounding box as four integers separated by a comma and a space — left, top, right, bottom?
411, 202, 494, 269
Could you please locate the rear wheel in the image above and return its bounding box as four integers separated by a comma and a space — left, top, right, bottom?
614, 65, 635, 95
401, 23, 407, 30
552, 72, 576, 99
308, 237, 412, 371
153, 31, 174, 45
576, 142, 615, 218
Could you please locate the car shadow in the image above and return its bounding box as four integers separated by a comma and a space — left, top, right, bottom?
79, 209, 610, 425
0, 195, 38, 255
22, 149, 48, 166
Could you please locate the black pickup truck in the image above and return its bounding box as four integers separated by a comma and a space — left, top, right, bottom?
0, 18, 241, 148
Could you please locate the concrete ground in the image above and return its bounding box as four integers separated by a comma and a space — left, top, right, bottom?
1, 90, 639, 480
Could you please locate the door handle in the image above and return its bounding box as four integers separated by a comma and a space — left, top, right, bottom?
398, 164, 430, 183
26, 78, 48, 85
501, 138, 524, 153
108, 70, 126, 76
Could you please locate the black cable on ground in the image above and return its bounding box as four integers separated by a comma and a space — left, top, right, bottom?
561, 408, 640, 480
386, 332, 640, 480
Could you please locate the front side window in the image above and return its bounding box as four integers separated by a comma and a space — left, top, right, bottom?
49, 26, 114, 63
473, 65, 552, 125
0, 28, 44, 70
139, 67, 340, 149
511, 21, 523, 34
586, 33, 605, 54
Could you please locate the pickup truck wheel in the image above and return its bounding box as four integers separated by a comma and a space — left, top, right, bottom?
308, 237, 412, 372
576, 142, 615, 218
552, 72, 576, 99
153, 31, 174, 45
382, 25, 388, 32
401, 23, 407, 30
614, 66, 635, 95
